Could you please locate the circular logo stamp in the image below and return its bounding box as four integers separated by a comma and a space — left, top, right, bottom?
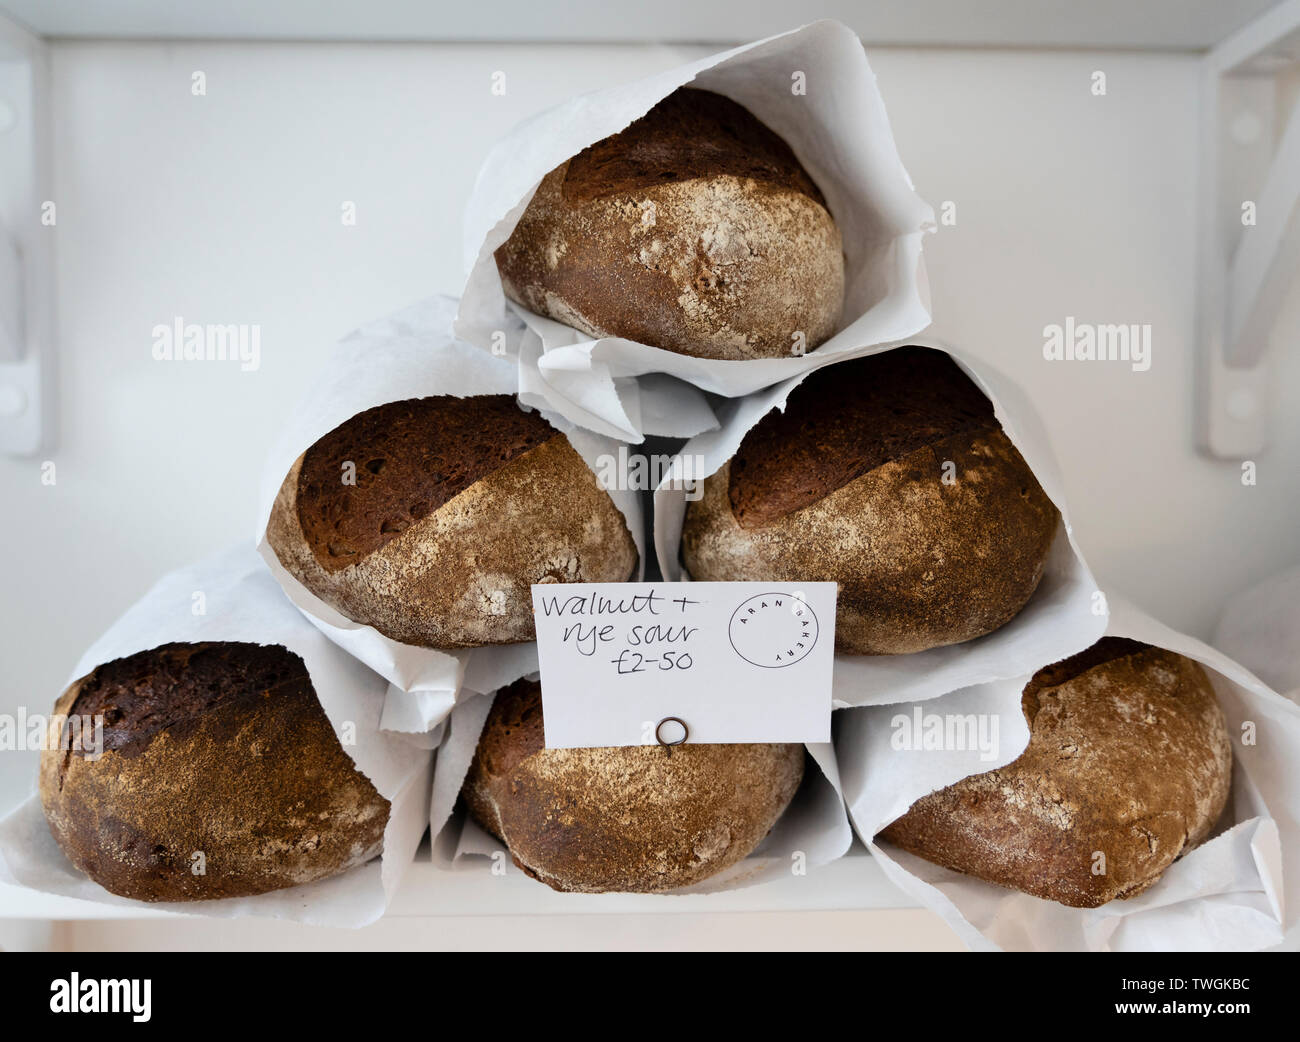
728, 592, 819, 668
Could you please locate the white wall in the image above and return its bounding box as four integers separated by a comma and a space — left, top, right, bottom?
1, 39, 1297, 947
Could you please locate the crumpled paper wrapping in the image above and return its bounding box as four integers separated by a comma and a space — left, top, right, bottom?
654, 337, 1107, 708
254, 295, 645, 732
0, 545, 433, 927
455, 19, 934, 442
838, 595, 1295, 952
427, 690, 852, 895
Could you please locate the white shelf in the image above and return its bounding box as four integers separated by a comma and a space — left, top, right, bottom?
0, 843, 915, 921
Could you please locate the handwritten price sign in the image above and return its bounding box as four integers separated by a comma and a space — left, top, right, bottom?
531, 582, 836, 748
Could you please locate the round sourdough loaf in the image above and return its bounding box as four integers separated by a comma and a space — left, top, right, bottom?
39, 642, 389, 902
680, 347, 1060, 654
266, 395, 638, 648
494, 87, 844, 361
462, 680, 805, 893
879, 638, 1234, 908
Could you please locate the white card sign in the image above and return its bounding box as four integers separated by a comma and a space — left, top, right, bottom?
531, 581, 837, 748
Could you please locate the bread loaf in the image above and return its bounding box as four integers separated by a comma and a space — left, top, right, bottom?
681, 347, 1059, 654
266, 395, 638, 648
40, 642, 389, 902
462, 679, 805, 893
880, 639, 1233, 907
495, 87, 844, 360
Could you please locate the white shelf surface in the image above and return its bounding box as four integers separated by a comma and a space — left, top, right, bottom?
0, 843, 916, 921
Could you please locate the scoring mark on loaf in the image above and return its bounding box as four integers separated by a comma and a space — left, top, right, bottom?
683, 434, 1058, 655
294, 395, 560, 573
724, 348, 1002, 527
880, 644, 1233, 908
268, 432, 637, 648
495, 88, 846, 361
681, 347, 1060, 654
499, 167, 843, 360
560, 88, 829, 206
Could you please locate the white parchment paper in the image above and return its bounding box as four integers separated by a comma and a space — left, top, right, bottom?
654, 337, 1107, 708
0, 545, 434, 927
838, 594, 1295, 952
455, 19, 935, 442
254, 295, 646, 730
427, 690, 851, 895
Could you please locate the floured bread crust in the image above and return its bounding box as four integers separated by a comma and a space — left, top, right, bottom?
39, 642, 389, 902
497, 166, 843, 360
494, 88, 844, 360
268, 433, 638, 648
463, 680, 805, 893
682, 431, 1059, 655
880, 641, 1234, 908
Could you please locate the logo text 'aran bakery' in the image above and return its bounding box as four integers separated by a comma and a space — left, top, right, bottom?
1042, 316, 1151, 372
728, 592, 819, 668
50, 973, 151, 1022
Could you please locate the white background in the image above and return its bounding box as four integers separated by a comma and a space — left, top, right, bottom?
1, 31, 1298, 950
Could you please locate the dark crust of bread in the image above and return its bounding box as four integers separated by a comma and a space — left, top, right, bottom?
681, 348, 1060, 654
296, 395, 558, 573
266, 406, 639, 649
493, 87, 844, 361
462, 679, 805, 893
562, 88, 826, 206
65, 641, 309, 757
879, 642, 1234, 908
727, 347, 999, 526
39, 642, 390, 902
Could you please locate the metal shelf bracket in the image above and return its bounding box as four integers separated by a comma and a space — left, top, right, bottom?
0, 12, 53, 456
1198, 0, 1300, 458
